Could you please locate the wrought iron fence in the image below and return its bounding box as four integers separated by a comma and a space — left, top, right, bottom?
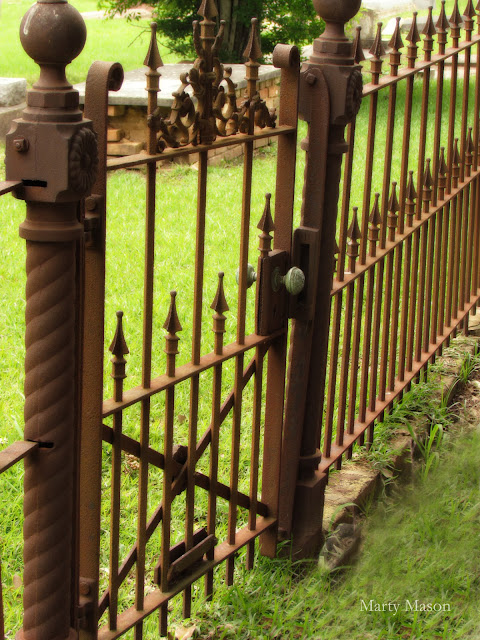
2, 0, 480, 638
320, 2, 480, 472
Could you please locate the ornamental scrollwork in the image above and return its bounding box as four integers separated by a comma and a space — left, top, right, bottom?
145, 5, 276, 153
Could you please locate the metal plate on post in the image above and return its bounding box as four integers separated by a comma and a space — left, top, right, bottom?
291, 226, 320, 321
256, 249, 288, 335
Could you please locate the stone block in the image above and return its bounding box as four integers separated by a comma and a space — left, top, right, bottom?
107, 127, 124, 142
0, 103, 25, 138
0, 78, 27, 107
108, 104, 125, 117
107, 139, 144, 156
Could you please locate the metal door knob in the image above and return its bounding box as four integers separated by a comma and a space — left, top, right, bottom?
272, 266, 305, 295
235, 263, 257, 288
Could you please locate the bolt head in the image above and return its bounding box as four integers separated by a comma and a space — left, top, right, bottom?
13, 137, 29, 152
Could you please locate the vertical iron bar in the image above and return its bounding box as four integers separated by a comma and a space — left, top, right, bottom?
260, 45, 299, 557
81, 59, 123, 640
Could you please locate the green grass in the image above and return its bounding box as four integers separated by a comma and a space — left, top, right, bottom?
187, 425, 480, 640
0, 0, 177, 86
1, 2, 480, 637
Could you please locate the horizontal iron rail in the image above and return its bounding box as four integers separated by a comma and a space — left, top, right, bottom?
0, 441, 39, 474
102, 423, 269, 515
98, 516, 276, 640
319, 291, 480, 473
0, 181, 22, 196
98, 353, 259, 616
102, 330, 283, 417
106, 125, 296, 171
331, 169, 480, 296
363, 37, 480, 97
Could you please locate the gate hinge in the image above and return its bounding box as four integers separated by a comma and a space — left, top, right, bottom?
77, 577, 98, 632
83, 194, 103, 248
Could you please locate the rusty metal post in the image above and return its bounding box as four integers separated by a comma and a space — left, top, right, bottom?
5, 2, 98, 638
279, 0, 362, 556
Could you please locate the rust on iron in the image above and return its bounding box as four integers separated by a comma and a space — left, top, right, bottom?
3, 0, 98, 637
4, 0, 480, 636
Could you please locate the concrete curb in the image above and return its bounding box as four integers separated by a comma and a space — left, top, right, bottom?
320, 330, 480, 571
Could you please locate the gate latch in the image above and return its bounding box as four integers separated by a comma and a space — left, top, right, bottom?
256, 226, 319, 335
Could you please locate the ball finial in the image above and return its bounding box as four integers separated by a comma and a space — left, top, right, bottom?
312, 0, 362, 24
20, 0, 87, 69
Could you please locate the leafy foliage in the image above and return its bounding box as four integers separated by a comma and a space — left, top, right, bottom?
99, 0, 324, 62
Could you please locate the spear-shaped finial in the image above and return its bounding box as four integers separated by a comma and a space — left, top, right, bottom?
346, 207, 361, 273
422, 7, 437, 61
109, 311, 129, 402
422, 159, 434, 212
436, 2, 450, 54
369, 22, 386, 84
164, 291, 182, 377
438, 147, 448, 200
333, 238, 340, 272
453, 138, 461, 188
244, 18, 262, 102
211, 272, 229, 355
257, 193, 275, 259
466, 128, 474, 176
243, 17, 262, 61
353, 26, 366, 64
368, 193, 382, 257
463, 0, 476, 39
198, 0, 218, 20
405, 171, 417, 227
406, 12, 421, 68
144, 22, 163, 70
388, 18, 404, 75
450, 0, 463, 46
387, 182, 400, 240
144, 22, 163, 154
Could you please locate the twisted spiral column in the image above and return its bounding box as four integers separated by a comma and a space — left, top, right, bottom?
20, 241, 77, 640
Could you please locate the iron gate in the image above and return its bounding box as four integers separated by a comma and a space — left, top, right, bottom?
78, 7, 302, 636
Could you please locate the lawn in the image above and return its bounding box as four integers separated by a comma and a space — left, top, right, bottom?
0, 0, 177, 86
1, 0, 480, 637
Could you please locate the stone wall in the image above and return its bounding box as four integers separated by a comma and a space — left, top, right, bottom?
98, 70, 281, 163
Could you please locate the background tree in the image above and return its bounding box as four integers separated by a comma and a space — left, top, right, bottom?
101, 0, 324, 62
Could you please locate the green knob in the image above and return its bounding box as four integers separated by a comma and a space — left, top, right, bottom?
236, 263, 257, 289
284, 267, 305, 295
272, 266, 305, 295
